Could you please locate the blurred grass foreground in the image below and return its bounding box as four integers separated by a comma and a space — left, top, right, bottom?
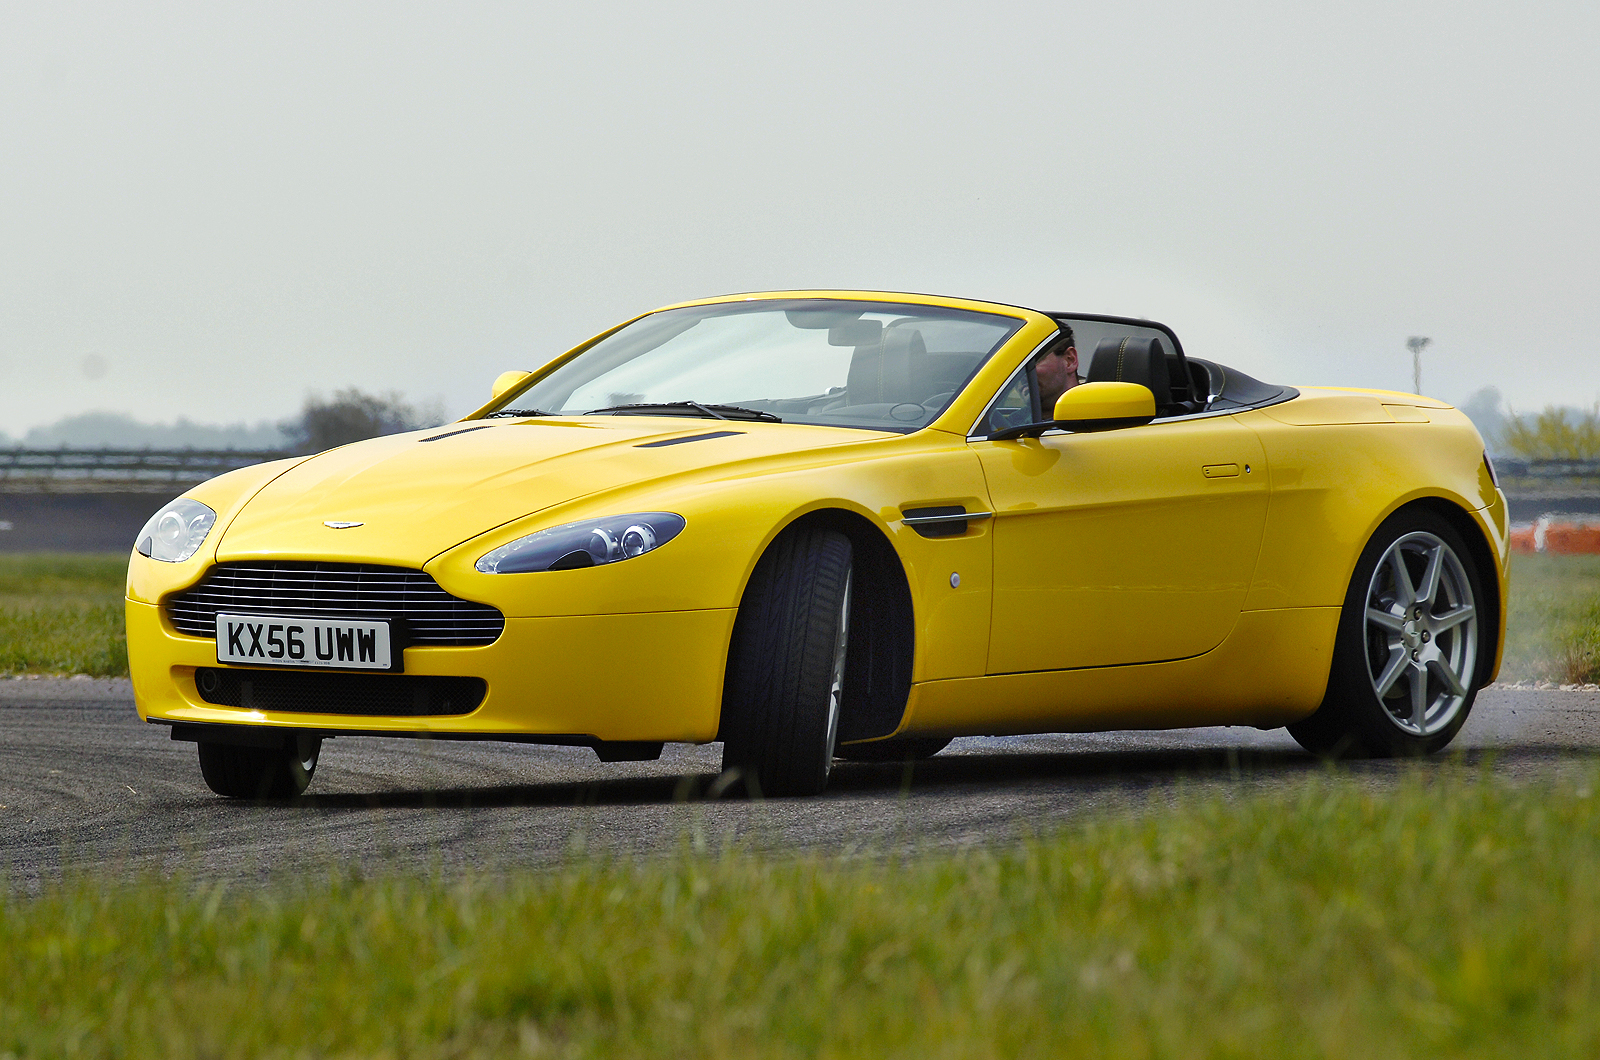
4, 768, 1600, 1057
4, 552, 1599, 683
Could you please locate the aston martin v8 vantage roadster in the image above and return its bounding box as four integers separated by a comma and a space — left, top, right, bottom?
127, 291, 1509, 797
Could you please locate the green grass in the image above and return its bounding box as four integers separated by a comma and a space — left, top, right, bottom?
6, 767, 1600, 1058
0, 552, 128, 677
1, 562, 1598, 1055
1500, 553, 1600, 684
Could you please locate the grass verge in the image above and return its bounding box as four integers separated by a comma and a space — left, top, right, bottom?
1500, 553, 1600, 684
0, 552, 128, 677
6, 766, 1600, 1058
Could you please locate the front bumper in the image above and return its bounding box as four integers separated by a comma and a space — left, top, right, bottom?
128, 598, 735, 743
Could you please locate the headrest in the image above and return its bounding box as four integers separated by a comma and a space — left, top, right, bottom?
1086, 336, 1171, 407
846, 328, 926, 405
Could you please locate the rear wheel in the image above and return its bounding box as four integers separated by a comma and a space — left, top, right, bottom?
720, 527, 853, 796
197, 734, 321, 798
1289, 510, 1485, 758
835, 736, 951, 762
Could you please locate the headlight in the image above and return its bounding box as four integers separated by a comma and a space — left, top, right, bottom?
134, 498, 217, 563
476, 512, 686, 573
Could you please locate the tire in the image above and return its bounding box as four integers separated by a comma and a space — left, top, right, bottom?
197, 734, 322, 798
835, 736, 951, 762
1289, 509, 1487, 758
720, 527, 854, 796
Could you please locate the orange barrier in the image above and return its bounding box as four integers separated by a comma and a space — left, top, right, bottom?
1510, 519, 1600, 555
1546, 525, 1600, 554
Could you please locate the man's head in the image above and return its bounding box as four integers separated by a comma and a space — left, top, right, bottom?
1035, 324, 1079, 416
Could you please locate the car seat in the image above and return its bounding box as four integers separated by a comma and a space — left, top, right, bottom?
846, 328, 928, 406
1085, 335, 1200, 415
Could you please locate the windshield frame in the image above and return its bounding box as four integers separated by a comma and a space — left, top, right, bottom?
477, 294, 1036, 435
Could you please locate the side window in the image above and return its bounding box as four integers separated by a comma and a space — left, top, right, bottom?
980, 362, 1042, 434
974, 318, 1211, 437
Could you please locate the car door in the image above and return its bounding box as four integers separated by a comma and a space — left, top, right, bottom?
972, 413, 1268, 674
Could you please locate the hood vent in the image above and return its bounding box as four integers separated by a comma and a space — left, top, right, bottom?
635, 430, 745, 448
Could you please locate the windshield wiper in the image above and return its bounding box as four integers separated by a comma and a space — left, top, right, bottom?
584, 401, 781, 423
485, 408, 555, 418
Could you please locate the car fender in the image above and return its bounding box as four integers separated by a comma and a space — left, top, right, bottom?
125, 456, 312, 606
1235, 402, 1508, 682
426, 431, 997, 682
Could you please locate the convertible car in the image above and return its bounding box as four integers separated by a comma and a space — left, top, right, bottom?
126, 290, 1509, 797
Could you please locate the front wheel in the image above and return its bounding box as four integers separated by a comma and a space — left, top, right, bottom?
720, 527, 853, 796
197, 734, 322, 798
1289, 510, 1485, 758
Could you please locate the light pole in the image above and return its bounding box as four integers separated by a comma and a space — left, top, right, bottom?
1407, 336, 1432, 395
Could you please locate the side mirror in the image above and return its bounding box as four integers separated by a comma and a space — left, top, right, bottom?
1051, 382, 1157, 431
987, 381, 1157, 440
491, 370, 534, 402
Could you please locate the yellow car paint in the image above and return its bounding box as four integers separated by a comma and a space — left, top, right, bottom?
129, 600, 735, 742
975, 414, 1270, 673
125, 456, 309, 605
213, 419, 888, 571
902, 607, 1341, 736
1050, 380, 1157, 422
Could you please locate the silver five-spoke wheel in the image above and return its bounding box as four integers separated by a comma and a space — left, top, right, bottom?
1363, 531, 1478, 737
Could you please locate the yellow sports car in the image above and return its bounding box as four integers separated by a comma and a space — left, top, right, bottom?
126, 290, 1509, 797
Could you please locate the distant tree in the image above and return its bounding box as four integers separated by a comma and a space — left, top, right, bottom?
1458, 387, 1507, 454
1501, 404, 1600, 461
18, 411, 290, 450
283, 389, 444, 454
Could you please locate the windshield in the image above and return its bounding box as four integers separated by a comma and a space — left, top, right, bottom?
496, 299, 1026, 432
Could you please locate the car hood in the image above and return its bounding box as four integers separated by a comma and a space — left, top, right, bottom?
214, 417, 883, 566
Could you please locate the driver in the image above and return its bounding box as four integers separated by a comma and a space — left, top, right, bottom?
1034, 324, 1082, 416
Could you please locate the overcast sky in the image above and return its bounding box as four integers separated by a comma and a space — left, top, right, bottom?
2, 0, 1597, 435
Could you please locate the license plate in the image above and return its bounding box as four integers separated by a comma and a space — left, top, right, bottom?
215, 614, 396, 671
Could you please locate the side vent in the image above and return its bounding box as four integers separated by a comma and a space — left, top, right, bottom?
899, 506, 993, 539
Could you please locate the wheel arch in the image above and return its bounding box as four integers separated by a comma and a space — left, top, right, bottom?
717, 507, 915, 744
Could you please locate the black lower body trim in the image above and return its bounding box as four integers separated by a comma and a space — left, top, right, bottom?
193, 667, 486, 717
161, 721, 656, 761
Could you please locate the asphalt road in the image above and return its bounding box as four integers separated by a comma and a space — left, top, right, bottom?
3, 677, 1598, 890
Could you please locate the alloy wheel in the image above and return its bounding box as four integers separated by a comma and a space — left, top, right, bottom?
1362, 531, 1478, 736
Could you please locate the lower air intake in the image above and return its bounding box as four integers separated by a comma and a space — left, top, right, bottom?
193, 667, 486, 717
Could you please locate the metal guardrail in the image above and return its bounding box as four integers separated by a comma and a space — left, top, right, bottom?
2, 447, 1597, 494
1495, 458, 1600, 479
0, 448, 294, 493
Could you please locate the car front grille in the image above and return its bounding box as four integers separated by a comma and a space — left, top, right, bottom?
193, 667, 486, 716
166, 562, 505, 646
